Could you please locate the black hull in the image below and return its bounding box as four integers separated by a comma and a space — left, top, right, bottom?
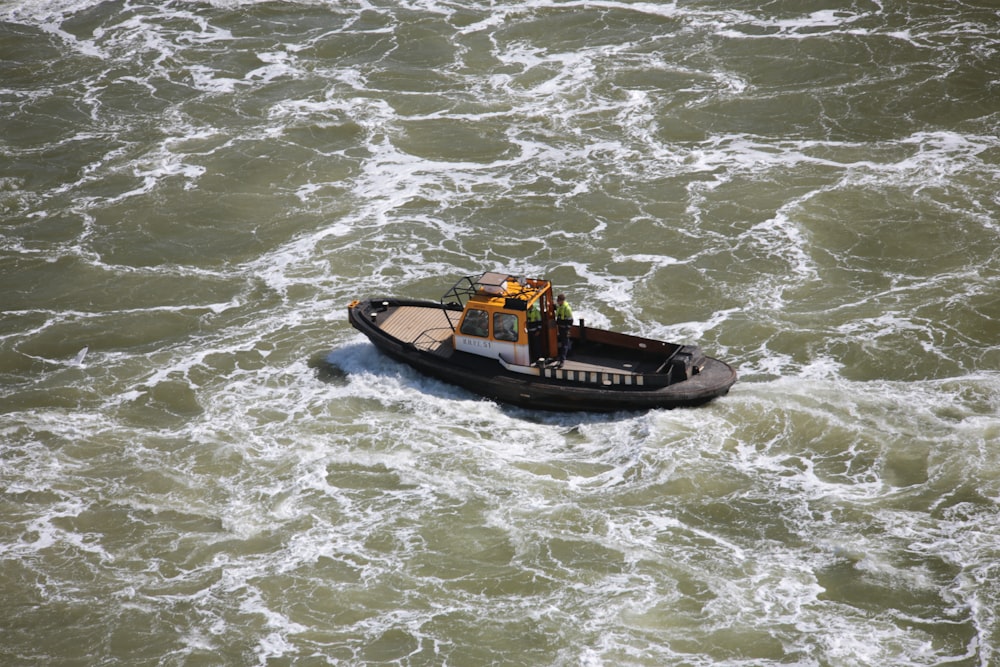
348, 299, 736, 413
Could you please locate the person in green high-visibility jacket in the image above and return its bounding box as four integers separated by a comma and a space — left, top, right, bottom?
527, 302, 542, 328
555, 293, 573, 365
527, 301, 543, 362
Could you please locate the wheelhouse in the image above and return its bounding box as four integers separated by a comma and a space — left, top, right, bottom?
443, 272, 555, 366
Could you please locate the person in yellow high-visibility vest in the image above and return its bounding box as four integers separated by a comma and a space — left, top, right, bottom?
527, 301, 543, 362
555, 294, 573, 365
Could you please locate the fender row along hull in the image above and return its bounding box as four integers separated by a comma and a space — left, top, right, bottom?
347, 273, 737, 412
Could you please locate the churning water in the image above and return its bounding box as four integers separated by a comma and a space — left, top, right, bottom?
2, 0, 1000, 664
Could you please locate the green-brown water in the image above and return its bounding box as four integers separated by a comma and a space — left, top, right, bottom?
2, 1, 1000, 664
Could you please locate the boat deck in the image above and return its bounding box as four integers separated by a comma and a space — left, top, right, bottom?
557, 350, 660, 376
377, 304, 667, 375
379, 306, 455, 357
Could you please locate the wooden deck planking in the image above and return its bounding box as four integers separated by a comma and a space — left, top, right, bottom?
380, 306, 455, 355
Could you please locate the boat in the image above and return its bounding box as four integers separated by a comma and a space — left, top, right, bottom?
347, 272, 737, 412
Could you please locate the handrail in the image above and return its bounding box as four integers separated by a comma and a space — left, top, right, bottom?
411, 328, 453, 353
439, 272, 550, 331
440, 275, 479, 331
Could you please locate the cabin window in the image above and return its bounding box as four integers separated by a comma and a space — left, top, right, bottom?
493, 312, 519, 342
460, 309, 489, 337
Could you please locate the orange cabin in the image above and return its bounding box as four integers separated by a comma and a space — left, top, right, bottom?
451, 272, 557, 366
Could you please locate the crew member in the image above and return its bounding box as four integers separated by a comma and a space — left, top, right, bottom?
527, 301, 543, 362
555, 293, 573, 365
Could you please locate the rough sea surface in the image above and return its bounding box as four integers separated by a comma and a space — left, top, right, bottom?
2, 1, 999, 664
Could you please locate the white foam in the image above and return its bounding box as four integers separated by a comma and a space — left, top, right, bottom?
2, 1, 999, 664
